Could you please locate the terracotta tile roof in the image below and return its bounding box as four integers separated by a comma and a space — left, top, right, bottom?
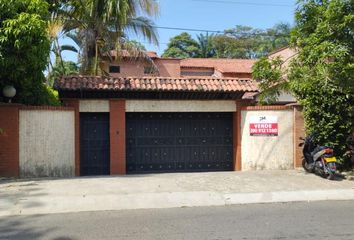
180, 58, 256, 73
56, 76, 258, 93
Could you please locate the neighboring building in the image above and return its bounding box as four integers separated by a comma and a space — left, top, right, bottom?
180, 58, 255, 78
100, 50, 255, 78
100, 50, 181, 77
268, 47, 297, 67
252, 47, 298, 104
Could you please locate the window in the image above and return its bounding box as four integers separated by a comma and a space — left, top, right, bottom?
144, 66, 155, 74
181, 71, 214, 76
109, 65, 120, 73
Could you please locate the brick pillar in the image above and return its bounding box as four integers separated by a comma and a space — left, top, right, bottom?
109, 100, 126, 175
63, 99, 80, 176
293, 105, 305, 168
232, 111, 239, 170
0, 105, 20, 177
234, 100, 252, 171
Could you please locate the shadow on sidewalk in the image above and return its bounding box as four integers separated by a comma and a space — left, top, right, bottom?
0, 215, 78, 240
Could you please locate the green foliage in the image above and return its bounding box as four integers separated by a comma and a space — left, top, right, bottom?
252, 0, 354, 167
0, 0, 59, 105
162, 24, 291, 59
63, 0, 159, 75
47, 61, 79, 86
252, 56, 288, 104
162, 32, 200, 58
196, 33, 216, 58
213, 23, 291, 59
299, 82, 352, 166
125, 40, 147, 51
19, 79, 60, 105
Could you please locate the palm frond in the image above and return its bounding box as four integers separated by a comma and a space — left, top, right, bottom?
60, 44, 79, 53
125, 17, 159, 45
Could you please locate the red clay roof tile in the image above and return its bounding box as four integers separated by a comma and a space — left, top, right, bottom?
56, 76, 258, 93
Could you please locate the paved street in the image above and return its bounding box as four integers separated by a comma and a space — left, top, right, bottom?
1, 201, 354, 240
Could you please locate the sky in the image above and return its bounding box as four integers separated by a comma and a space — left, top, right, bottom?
60, 0, 297, 62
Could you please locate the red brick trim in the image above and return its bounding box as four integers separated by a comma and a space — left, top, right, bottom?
232, 112, 238, 170
62, 99, 80, 176
234, 100, 252, 171
0, 105, 20, 177
293, 105, 305, 168
241, 105, 293, 111
109, 99, 126, 175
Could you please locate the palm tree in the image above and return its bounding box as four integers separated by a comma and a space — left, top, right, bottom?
62, 0, 159, 75
196, 33, 216, 58
47, 19, 79, 85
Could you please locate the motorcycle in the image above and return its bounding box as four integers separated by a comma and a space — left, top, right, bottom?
299, 134, 337, 180
345, 134, 354, 165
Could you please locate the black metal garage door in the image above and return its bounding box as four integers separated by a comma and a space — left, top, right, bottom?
126, 112, 233, 173
80, 113, 110, 176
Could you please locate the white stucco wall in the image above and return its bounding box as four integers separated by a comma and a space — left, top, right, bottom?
126, 100, 236, 112
19, 110, 75, 177
79, 100, 109, 112
276, 91, 296, 102
255, 91, 296, 103
241, 110, 294, 170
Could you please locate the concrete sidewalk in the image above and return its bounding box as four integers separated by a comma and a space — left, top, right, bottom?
1, 170, 354, 217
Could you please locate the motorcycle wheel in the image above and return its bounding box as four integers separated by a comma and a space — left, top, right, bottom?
327, 171, 335, 180
302, 159, 313, 173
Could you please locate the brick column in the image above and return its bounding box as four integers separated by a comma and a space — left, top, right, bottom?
63, 99, 80, 176
109, 100, 126, 175
293, 105, 305, 168
234, 100, 252, 171
232, 111, 239, 170
0, 104, 20, 177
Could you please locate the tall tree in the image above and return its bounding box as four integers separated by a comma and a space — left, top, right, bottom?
213, 23, 291, 59
0, 0, 59, 105
253, 0, 354, 167
162, 24, 291, 59
63, 0, 159, 75
47, 20, 79, 85
162, 32, 200, 58
196, 33, 216, 58
47, 60, 79, 86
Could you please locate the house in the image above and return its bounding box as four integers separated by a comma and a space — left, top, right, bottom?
0, 50, 304, 178
54, 52, 260, 176
99, 50, 255, 79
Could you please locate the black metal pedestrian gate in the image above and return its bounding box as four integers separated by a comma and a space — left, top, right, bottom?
80, 113, 110, 176
126, 112, 233, 173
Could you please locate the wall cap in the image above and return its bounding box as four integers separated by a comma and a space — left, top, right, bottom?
241, 105, 293, 111
19, 106, 74, 111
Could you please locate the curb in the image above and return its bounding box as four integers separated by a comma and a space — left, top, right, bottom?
1, 189, 354, 217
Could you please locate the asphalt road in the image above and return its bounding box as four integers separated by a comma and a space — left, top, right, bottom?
1, 201, 354, 240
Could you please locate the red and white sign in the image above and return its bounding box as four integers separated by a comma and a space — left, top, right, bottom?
249, 116, 278, 136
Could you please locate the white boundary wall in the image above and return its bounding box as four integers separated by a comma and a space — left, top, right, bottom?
126, 100, 236, 112
79, 100, 109, 112
78, 100, 237, 112
241, 109, 294, 170
19, 110, 75, 177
